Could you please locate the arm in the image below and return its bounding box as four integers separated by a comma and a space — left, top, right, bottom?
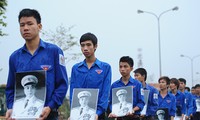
47, 49, 68, 109
135, 83, 145, 112
96, 64, 111, 116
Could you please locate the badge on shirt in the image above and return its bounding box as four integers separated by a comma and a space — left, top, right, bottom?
41, 65, 51, 71
59, 54, 65, 66
166, 100, 171, 103
153, 93, 158, 99
95, 69, 103, 74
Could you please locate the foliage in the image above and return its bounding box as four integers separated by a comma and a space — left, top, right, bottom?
42, 25, 81, 63
0, 0, 7, 36
58, 97, 70, 119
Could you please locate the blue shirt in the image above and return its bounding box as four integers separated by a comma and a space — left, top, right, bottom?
183, 91, 193, 116
143, 84, 158, 116
158, 92, 176, 118
6, 40, 68, 110
171, 90, 186, 115
109, 76, 145, 115
70, 59, 111, 116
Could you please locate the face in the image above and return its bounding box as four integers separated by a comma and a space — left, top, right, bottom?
118, 94, 126, 102
19, 16, 41, 41
191, 88, 196, 95
179, 81, 185, 90
159, 79, 168, 90
24, 84, 36, 98
80, 40, 97, 58
79, 97, 89, 107
169, 82, 177, 90
119, 62, 133, 77
134, 73, 144, 83
196, 87, 200, 95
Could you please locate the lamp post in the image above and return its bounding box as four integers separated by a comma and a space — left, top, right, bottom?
137, 6, 178, 77
180, 54, 200, 86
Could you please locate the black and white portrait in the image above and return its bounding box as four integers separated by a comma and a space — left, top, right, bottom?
12, 70, 46, 119
112, 86, 133, 117
156, 108, 168, 120
140, 89, 150, 115
70, 88, 99, 120
196, 98, 200, 112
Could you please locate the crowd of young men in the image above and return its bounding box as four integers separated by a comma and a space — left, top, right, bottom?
4, 8, 200, 120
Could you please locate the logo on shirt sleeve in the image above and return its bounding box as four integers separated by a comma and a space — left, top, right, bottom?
59, 54, 65, 66
95, 69, 103, 74
153, 93, 158, 99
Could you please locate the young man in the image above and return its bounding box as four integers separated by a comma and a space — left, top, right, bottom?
69, 32, 112, 120
193, 84, 200, 120
169, 78, 186, 120
134, 68, 159, 120
158, 76, 176, 120
5, 8, 68, 120
178, 78, 194, 120
108, 56, 145, 120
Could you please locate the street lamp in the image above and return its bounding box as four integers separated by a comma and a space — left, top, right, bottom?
180, 54, 200, 86
137, 6, 178, 77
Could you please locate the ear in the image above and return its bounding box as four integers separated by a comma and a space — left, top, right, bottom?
94, 44, 98, 51
38, 23, 42, 30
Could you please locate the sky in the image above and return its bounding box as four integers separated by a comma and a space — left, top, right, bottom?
0, 0, 200, 88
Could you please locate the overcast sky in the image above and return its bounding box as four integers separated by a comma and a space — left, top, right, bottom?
1, 0, 200, 88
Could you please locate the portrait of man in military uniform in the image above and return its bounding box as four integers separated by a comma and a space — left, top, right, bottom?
156, 108, 168, 120
70, 89, 99, 120
12, 70, 46, 119
112, 86, 133, 117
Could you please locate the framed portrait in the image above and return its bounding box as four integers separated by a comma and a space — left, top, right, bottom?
112, 86, 133, 117
12, 70, 46, 119
70, 88, 99, 120
155, 108, 168, 120
140, 89, 150, 115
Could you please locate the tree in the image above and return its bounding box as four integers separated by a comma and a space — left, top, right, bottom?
41, 25, 81, 63
0, 0, 7, 36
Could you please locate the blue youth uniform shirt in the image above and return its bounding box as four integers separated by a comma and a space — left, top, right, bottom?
109, 76, 145, 115
171, 90, 186, 116
6, 40, 68, 110
70, 58, 112, 116
142, 84, 159, 116
158, 92, 176, 119
183, 91, 193, 116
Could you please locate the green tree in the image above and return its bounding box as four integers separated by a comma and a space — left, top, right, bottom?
0, 0, 7, 36
42, 25, 81, 63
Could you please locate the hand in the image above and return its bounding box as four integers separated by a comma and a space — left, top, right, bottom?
5, 109, 13, 120
108, 113, 117, 118
95, 114, 98, 120
36, 106, 51, 120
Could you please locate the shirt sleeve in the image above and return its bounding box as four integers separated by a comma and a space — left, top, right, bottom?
5, 55, 16, 109
136, 83, 145, 111
47, 48, 68, 109
96, 64, 111, 116
170, 95, 176, 117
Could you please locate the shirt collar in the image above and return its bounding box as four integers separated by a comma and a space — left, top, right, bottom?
78, 58, 102, 68
22, 39, 46, 52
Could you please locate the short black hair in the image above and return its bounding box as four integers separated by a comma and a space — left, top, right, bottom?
134, 68, 147, 81
195, 84, 200, 89
18, 8, 41, 24
119, 56, 134, 67
170, 78, 180, 89
178, 78, 186, 84
185, 87, 190, 92
80, 32, 98, 46
158, 76, 170, 85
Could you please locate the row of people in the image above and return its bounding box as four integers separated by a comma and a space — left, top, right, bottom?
5, 8, 200, 120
